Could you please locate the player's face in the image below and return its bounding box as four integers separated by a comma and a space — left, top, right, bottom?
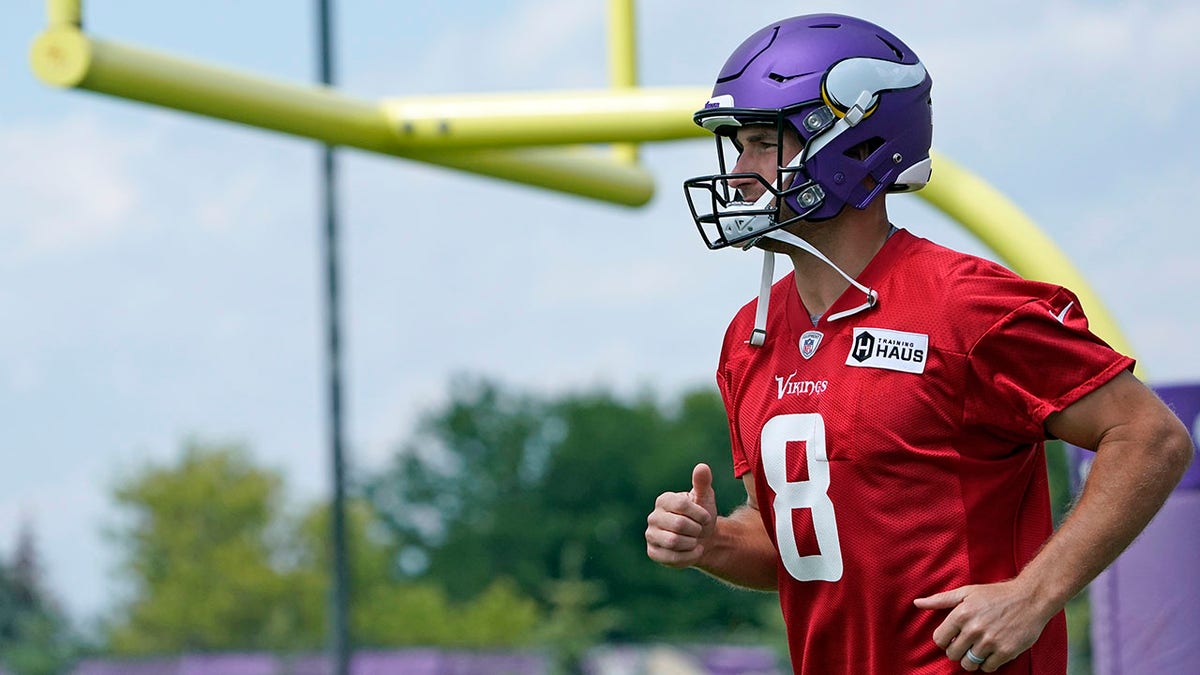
727, 124, 803, 204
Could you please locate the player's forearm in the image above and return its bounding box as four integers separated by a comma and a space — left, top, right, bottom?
1017, 418, 1193, 614
695, 505, 779, 591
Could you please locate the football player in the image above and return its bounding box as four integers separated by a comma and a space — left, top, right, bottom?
646, 13, 1192, 674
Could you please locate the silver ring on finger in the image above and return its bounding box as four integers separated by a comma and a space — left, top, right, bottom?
965, 647, 987, 665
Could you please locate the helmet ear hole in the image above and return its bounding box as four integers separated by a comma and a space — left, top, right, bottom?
844, 137, 885, 161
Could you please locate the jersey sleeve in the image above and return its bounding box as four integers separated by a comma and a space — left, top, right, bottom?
963, 286, 1135, 443
717, 306, 755, 478
720, 341, 748, 478
716, 366, 751, 478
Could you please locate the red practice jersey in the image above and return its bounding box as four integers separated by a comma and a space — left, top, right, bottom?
717, 229, 1132, 674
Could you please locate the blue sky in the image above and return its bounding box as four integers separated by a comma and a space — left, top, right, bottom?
2, 1, 1198, 627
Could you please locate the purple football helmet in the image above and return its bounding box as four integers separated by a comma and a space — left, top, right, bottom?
684, 14, 933, 249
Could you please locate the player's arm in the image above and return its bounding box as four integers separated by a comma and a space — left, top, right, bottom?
916, 370, 1193, 671
695, 472, 779, 590
645, 464, 778, 591
1019, 370, 1192, 615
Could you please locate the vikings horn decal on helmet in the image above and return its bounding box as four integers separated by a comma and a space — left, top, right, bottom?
683, 14, 933, 250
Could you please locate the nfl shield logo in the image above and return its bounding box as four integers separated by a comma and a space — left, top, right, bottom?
799, 330, 823, 360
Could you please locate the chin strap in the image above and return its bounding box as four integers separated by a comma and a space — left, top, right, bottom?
748, 251, 775, 346
747, 229, 879, 347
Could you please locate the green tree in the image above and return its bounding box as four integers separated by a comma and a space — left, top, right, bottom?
104, 439, 543, 655
367, 377, 782, 649
1046, 440, 1093, 675
535, 541, 620, 674
288, 500, 541, 648
105, 441, 308, 653
548, 386, 774, 641
0, 521, 80, 675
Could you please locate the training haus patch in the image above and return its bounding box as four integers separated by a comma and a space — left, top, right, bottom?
845, 328, 928, 374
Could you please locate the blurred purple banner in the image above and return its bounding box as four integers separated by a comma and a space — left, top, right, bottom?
1156, 383, 1200, 490
1076, 382, 1200, 675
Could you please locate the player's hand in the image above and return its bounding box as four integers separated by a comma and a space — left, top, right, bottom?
645, 463, 718, 569
913, 580, 1054, 672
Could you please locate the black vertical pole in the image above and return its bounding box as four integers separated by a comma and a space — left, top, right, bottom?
316, 1, 351, 674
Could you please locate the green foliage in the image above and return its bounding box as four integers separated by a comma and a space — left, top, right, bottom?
1045, 441, 1093, 675
106, 442, 302, 654
1045, 440, 1073, 527
101, 381, 786, 659
343, 577, 539, 648
103, 439, 543, 655
0, 524, 80, 675
367, 376, 782, 652
0, 611, 76, 675
288, 500, 542, 648
1066, 592, 1092, 675
535, 542, 621, 674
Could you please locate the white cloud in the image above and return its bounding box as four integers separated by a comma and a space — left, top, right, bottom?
194, 170, 271, 234
924, 1, 1200, 130
0, 116, 145, 256
387, 0, 606, 95
490, 1, 603, 78
534, 256, 688, 307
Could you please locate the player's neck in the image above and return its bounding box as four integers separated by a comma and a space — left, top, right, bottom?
785, 204, 892, 321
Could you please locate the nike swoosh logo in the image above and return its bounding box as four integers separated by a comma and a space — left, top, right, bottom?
1051, 301, 1074, 324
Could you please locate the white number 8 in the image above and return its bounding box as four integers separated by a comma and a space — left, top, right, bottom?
761, 413, 843, 582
